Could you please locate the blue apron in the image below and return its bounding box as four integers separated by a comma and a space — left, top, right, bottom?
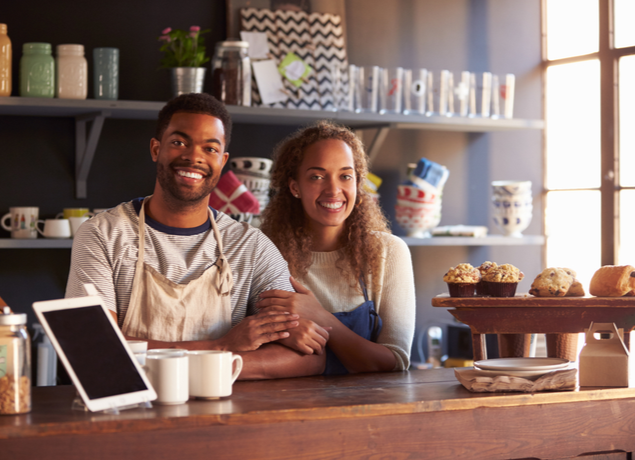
323, 278, 383, 375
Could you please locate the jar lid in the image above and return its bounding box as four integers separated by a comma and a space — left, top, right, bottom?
216, 40, 249, 49
0, 307, 27, 326
57, 44, 85, 55
23, 42, 52, 53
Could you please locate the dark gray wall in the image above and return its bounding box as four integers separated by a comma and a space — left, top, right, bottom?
0, 1, 543, 363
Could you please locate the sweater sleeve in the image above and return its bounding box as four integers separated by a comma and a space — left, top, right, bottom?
374, 233, 416, 371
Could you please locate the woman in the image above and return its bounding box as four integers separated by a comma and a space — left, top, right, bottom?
258, 120, 416, 374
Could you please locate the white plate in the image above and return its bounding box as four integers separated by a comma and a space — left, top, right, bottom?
470, 368, 560, 379
474, 357, 571, 372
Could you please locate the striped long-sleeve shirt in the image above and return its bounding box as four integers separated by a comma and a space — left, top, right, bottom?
65, 198, 293, 328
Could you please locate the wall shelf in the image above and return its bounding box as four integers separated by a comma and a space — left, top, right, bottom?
0, 235, 545, 249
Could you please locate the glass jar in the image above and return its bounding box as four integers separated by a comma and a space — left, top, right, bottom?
0, 24, 11, 97
211, 40, 251, 106
19, 42, 55, 98
56, 44, 87, 100
0, 307, 31, 414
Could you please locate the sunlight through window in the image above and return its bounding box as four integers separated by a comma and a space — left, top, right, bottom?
546, 0, 598, 60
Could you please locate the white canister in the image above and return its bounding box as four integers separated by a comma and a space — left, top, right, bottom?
56, 44, 87, 99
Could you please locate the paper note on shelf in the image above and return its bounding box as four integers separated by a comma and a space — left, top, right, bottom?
252, 59, 288, 105
239, 31, 270, 59
432, 225, 488, 237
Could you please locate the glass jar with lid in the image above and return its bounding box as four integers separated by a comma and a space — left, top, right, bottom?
211, 40, 251, 106
19, 42, 55, 98
0, 307, 31, 414
56, 44, 87, 99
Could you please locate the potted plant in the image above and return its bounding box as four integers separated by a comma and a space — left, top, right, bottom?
158, 26, 211, 97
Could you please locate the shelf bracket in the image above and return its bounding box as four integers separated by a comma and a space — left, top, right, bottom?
366, 126, 390, 166
75, 111, 111, 199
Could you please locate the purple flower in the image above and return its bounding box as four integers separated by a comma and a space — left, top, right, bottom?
162, 27, 172, 35
190, 26, 200, 32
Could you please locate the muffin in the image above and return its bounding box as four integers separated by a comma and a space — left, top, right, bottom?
481, 263, 524, 297
529, 267, 585, 297
560, 267, 585, 297
443, 263, 481, 297
476, 261, 498, 295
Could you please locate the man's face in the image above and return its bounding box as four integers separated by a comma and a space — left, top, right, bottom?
151, 112, 229, 204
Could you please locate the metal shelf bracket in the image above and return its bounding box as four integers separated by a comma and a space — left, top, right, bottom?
75, 110, 111, 198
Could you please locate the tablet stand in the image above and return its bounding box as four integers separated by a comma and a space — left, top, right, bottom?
71, 391, 153, 414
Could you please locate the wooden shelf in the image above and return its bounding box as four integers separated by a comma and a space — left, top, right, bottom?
0, 96, 545, 131
0, 238, 73, 248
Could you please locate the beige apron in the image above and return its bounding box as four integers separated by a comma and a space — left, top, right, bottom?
122, 197, 234, 342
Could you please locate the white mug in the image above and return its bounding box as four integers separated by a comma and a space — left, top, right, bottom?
144, 353, 189, 405
68, 216, 89, 237
188, 350, 243, 399
36, 218, 71, 239
126, 340, 148, 365
1, 207, 39, 239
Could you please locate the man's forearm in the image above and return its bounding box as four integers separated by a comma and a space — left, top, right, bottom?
237, 343, 326, 380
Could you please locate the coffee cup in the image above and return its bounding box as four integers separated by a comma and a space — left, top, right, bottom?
147, 348, 188, 357
188, 350, 243, 399
1, 207, 39, 239
144, 353, 189, 405
36, 218, 71, 239
68, 216, 89, 237
126, 340, 148, 365
56, 208, 93, 219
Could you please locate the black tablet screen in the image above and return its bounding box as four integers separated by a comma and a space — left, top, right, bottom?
43, 305, 148, 399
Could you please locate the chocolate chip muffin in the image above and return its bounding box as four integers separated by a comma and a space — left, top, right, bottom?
443, 263, 481, 297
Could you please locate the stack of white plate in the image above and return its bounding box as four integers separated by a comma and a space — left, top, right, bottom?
473, 357, 572, 378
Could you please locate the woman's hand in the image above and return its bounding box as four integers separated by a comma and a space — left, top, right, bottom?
276, 318, 331, 355
216, 310, 300, 352
256, 277, 329, 324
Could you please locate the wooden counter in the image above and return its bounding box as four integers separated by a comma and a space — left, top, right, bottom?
2, 368, 635, 459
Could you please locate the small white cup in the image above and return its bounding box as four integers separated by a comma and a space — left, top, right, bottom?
1, 207, 39, 239
188, 350, 243, 399
126, 340, 148, 365
68, 216, 89, 237
144, 353, 189, 405
36, 218, 71, 239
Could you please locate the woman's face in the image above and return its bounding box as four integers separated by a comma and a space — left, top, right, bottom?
289, 139, 357, 236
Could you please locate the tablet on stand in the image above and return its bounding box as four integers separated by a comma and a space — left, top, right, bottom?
32, 288, 157, 414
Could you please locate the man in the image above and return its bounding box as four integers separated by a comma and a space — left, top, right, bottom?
66, 93, 328, 379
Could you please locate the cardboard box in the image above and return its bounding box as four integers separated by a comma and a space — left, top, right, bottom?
579, 322, 634, 387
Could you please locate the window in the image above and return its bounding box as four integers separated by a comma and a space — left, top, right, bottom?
543, 0, 635, 285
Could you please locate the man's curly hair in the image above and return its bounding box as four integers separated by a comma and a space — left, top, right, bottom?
260, 120, 390, 295
155, 92, 233, 150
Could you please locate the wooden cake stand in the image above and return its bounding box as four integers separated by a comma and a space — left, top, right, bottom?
432, 294, 635, 361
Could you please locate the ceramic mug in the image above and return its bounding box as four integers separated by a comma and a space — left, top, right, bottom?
188, 350, 243, 399
1, 207, 39, 239
56, 208, 93, 219
68, 216, 89, 237
144, 353, 189, 405
126, 340, 148, 365
36, 218, 71, 239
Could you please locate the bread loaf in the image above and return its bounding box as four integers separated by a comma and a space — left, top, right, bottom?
589, 265, 635, 297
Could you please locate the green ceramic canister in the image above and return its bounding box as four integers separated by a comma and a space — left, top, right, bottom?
20, 42, 55, 98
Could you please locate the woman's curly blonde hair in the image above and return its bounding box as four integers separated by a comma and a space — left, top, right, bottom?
260, 120, 390, 295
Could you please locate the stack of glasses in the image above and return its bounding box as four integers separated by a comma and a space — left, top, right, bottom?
395, 158, 449, 238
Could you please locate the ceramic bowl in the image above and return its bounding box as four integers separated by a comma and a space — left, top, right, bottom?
230, 157, 273, 179
491, 180, 532, 196
397, 184, 441, 204
395, 203, 442, 238
492, 211, 532, 237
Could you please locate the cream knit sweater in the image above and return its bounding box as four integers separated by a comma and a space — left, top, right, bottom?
298, 232, 416, 370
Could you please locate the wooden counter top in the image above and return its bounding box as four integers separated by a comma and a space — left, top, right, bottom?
2, 369, 635, 459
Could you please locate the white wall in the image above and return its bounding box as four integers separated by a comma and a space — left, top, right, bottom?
344, 0, 543, 361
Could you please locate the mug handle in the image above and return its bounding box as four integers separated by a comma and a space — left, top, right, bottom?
35, 220, 46, 237
231, 355, 243, 383
1, 213, 11, 232
55, 213, 64, 219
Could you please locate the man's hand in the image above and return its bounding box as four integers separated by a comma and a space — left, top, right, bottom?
276, 317, 331, 355
217, 310, 300, 352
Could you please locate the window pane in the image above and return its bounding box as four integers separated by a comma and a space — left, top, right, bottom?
619, 190, 635, 264
619, 55, 635, 186
546, 191, 601, 288
546, 0, 598, 60
545, 61, 601, 189
614, 0, 635, 48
